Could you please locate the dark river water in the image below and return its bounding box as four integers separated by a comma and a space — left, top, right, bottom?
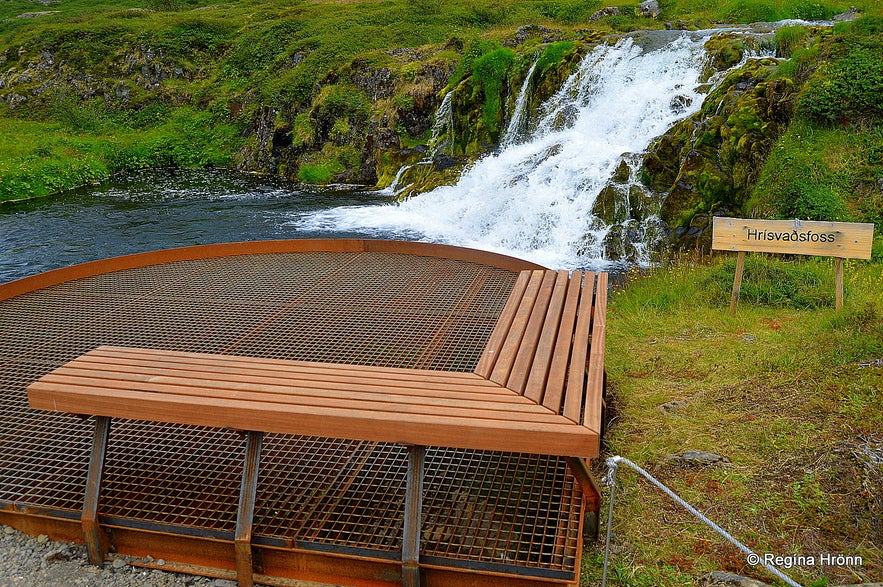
0, 169, 408, 284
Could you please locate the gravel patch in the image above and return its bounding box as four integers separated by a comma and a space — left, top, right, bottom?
0, 525, 240, 587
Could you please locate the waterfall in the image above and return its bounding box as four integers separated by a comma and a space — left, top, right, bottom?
380, 90, 456, 197
428, 90, 455, 156
295, 31, 755, 269
502, 55, 540, 147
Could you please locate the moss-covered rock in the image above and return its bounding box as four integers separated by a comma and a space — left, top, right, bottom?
645, 57, 801, 250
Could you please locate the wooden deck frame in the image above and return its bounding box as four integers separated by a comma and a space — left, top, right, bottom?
21, 243, 608, 587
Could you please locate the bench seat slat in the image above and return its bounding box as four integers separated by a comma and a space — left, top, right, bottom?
522, 270, 570, 403
562, 272, 595, 423
583, 271, 608, 434
488, 270, 546, 385
28, 383, 595, 456
93, 346, 489, 384
59, 357, 516, 397
474, 270, 531, 378
505, 270, 560, 395
34, 371, 555, 418
540, 271, 584, 413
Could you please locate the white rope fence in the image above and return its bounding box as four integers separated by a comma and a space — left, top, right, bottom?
601, 455, 802, 587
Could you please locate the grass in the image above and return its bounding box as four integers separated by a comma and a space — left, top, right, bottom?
1, 0, 882, 197
586, 253, 883, 585
749, 119, 883, 228
0, 109, 242, 201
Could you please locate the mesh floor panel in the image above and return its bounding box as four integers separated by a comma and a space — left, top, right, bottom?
0, 250, 583, 577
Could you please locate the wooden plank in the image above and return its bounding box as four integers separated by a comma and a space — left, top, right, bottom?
474, 271, 531, 378
521, 270, 570, 403
62, 354, 512, 397
562, 273, 595, 423
31, 376, 565, 423
505, 270, 559, 395
489, 271, 546, 385
729, 251, 745, 315
711, 217, 874, 259
540, 272, 583, 414
92, 346, 486, 383
582, 272, 607, 438
28, 385, 596, 456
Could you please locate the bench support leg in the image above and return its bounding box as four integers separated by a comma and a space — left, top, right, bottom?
402, 445, 425, 587
83, 416, 111, 566
566, 457, 602, 542
235, 431, 263, 587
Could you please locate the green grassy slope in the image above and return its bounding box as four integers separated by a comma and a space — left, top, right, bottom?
593, 254, 882, 586
1, 0, 880, 202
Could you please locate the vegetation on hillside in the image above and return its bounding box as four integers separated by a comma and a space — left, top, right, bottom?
595, 254, 882, 586
0, 0, 880, 206
0, 2, 881, 586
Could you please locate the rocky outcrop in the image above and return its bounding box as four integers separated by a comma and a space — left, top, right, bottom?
0, 42, 193, 112
232, 53, 457, 186
642, 57, 800, 251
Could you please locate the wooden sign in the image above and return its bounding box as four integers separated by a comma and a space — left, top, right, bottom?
712, 217, 874, 259
711, 217, 876, 313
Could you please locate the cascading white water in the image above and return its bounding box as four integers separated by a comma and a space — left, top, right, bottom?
295, 32, 741, 269
502, 54, 540, 147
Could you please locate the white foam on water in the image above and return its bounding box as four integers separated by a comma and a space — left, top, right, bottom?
294, 33, 721, 269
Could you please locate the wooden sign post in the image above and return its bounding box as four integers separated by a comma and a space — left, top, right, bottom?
712, 217, 875, 314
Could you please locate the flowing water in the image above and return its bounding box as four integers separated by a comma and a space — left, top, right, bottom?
1, 29, 770, 284
296, 30, 756, 269
0, 169, 395, 284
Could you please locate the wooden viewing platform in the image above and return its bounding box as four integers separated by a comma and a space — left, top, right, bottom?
2, 239, 607, 587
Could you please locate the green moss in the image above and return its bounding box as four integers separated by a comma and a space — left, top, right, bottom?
798, 18, 883, 125
535, 40, 576, 75
290, 113, 315, 149
471, 47, 515, 136
297, 162, 336, 183
774, 24, 807, 58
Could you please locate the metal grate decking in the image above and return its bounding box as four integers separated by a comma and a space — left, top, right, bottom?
0, 242, 587, 585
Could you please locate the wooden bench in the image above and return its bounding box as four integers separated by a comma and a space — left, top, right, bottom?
27, 269, 607, 587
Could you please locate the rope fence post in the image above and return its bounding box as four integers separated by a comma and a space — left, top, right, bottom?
601, 455, 802, 587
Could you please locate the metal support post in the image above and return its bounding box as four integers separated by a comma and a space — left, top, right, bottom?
235, 431, 263, 587
402, 445, 425, 587
83, 416, 111, 566
565, 456, 602, 541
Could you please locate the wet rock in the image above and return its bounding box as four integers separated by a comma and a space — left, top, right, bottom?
659, 399, 688, 412
612, 160, 631, 183
832, 7, 860, 21
668, 450, 730, 466
639, 1, 660, 18
350, 62, 395, 101
590, 7, 621, 21
511, 25, 562, 46
593, 185, 629, 224
700, 571, 771, 587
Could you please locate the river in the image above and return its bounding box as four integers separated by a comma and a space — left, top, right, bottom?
1, 30, 768, 284
0, 168, 405, 284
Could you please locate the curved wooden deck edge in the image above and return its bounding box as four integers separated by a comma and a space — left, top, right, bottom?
0, 238, 547, 301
